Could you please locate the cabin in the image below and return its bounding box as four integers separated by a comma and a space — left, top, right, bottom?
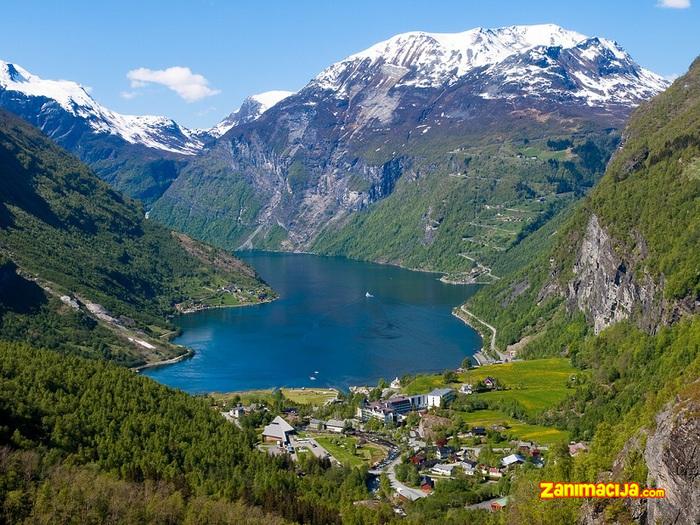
483, 377, 497, 389
262, 416, 295, 444
420, 477, 434, 493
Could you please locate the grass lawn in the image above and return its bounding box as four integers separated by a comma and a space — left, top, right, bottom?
211, 388, 338, 407
403, 358, 575, 415
458, 409, 569, 444
312, 435, 386, 468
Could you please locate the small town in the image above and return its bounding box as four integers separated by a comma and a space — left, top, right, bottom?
215, 358, 588, 515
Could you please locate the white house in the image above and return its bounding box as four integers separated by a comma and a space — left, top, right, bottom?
390, 377, 401, 389
228, 406, 245, 419
427, 388, 456, 408
459, 383, 473, 395
431, 463, 457, 477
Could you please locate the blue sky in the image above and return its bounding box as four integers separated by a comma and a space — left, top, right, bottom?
1, 0, 697, 128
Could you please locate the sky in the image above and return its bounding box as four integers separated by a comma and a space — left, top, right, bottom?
1, 0, 697, 128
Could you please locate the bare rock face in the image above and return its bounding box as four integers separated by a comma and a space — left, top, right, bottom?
643, 391, 700, 525
566, 214, 663, 334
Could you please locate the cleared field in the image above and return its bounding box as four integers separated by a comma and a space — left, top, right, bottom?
312, 435, 386, 468
403, 358, 575, 415
211, 388, 338, 407
459, 409, 569, 444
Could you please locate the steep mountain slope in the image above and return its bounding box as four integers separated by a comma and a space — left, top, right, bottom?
0, 61, 212, 204
464, 57, 700, 524
150, 24, 667, 275
0, 109, 271, 366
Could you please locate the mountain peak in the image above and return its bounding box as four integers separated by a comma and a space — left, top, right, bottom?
209, 90, 294, 137
313, 24, 589, 91
0, 59, 204, 155
309, 24, 667, 107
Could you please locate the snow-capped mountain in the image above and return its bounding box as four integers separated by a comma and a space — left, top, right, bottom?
151, 24, 670, 255
311, 23, 667, 107
0, 60, 204, 155
209, 90, 294, 138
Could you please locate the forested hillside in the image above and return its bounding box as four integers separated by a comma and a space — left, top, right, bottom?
0, 110, 272, 366
463, 57, 700, 524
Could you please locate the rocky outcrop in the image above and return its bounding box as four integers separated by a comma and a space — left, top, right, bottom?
564, 214, 698, 334
643, 389, 700, 525
566, 214, 663, 333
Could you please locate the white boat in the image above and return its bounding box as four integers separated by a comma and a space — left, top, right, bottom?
309, 376, 317, 381
365, 292, 374, 298
314, 370, 319, 374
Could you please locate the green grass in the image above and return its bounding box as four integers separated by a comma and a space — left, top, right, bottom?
211, 388, 338, 407
458, 409, 569, 444
403, 358, 576, 415
312, 435, 386, 468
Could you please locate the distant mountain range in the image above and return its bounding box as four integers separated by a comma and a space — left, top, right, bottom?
0, 61, 293, 204
0, 24, 669, 274
148, 24, 668, 272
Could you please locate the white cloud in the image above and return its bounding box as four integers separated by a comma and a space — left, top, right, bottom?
657, 0, 691, 8
120, 90, 139, 100
126, 66, 220, 102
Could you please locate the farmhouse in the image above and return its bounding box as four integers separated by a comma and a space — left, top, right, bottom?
483, 377, 497, 389
262, 416, 295, 444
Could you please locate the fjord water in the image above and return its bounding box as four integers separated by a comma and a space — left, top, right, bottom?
144, 252, 481, 393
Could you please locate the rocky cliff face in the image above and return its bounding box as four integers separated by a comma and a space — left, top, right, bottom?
566, 214, 663, 334
643, 388, 700, 525
561, 207, 698, 335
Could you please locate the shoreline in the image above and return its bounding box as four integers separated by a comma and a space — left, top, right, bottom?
175, 296, 276, 316
132, 347, 195, 372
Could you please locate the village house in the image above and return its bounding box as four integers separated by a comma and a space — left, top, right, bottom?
501, 453, 525, 468
426, 387, 456, 408
569, 441, 588, 457
390, 377, 401, 389
228, 405, 245, 419
483, 377, 497, 389
470, 426, 487, 437
431, 463, 459, 477
459, 383, 473, 395
436, 446, 454, 460
262, 415, 295, 444
420, 477, 434, 493
326, 419, 346, 433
